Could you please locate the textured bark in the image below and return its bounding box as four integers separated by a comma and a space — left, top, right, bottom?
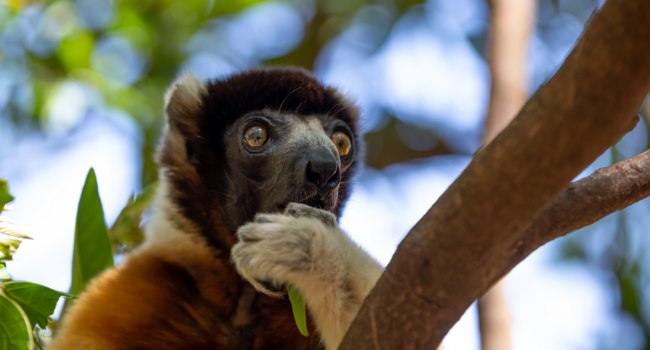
339, 0, 650, 348
521, 149, 650, 259
478, 0, 536, 348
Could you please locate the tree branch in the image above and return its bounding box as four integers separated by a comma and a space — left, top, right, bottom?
520, 149, 650, 260
340, 0, 650, 348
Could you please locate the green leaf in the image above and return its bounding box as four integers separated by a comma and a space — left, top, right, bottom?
69, 168, 114, 295
57, 31, 94, 70
108, 184, 156, 252
0, 178, 14, 213
0, 262, 11, 281
287, 284, 309, 337
0, 288, 34, 350
0, 238, 21, 262
0, 219, 32, 240
4, 282, 75, 329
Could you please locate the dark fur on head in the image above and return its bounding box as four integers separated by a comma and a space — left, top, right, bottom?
158, 67, 360, 253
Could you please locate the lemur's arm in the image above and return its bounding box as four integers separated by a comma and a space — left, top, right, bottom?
232, 203, 384, 350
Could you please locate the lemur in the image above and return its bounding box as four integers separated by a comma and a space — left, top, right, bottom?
50, 68, 383, 350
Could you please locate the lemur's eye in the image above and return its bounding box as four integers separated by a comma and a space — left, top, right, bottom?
244, 124, 268, 148
331, 131, 352, 158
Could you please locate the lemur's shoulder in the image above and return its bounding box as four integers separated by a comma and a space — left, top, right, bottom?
52, 236, 236, 348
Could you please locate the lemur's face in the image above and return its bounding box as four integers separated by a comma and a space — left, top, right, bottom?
222, 111, 356, 222
158, 68, 359, 243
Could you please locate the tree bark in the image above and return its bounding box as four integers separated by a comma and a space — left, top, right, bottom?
521, 149, 650, 259
478, 0, 535, 348
339, 0, 650, 348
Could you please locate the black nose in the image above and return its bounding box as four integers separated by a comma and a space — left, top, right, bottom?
305, 151, 341, 192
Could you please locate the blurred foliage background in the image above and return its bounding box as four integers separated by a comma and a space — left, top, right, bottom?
1, 0, 650, 348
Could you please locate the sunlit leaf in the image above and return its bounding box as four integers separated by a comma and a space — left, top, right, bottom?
109, 184, 156, 252
4, 0, 26, 11
57, 31, 94, 70
69, 168, 114, 296
0, 229, 31, 240
4, 282, 74, 329
0, 238, 21, 261
31, 78, 51, 124
210, 0, 271, 16
0, 218, 32, 240
112, 8, 155, 50
287, 284, 309, 337
0, 262, 11, 281
0, 288, 34, 350
0, 178, 14, 213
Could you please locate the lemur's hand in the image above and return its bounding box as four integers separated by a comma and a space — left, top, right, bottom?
232, 202, 383, 350
284, 202, 337, 227
232, 207, 338, 298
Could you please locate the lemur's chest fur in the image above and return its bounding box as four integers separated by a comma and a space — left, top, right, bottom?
130, 192, 326, 349
163, 237, 324, 350
195, 245, 324, 350
228, 279, 324, 349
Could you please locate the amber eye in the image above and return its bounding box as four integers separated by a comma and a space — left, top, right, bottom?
244, 124, 268, 149
331, 131, 352, 158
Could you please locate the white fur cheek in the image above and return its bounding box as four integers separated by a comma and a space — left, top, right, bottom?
140, 179, 200, 251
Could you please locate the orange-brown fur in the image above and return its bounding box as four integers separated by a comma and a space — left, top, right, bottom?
50, 233, 321, 349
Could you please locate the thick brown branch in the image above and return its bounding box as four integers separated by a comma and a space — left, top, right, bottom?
482, 148, 650, 349
340, 0, 650, 348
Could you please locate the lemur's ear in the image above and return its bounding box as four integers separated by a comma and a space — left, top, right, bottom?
159, 73, 206, 166
164, 72, 206, 137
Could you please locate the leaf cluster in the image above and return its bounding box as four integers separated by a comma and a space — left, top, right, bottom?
0, 178, 72, 349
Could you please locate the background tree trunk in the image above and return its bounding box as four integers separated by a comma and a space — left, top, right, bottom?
478, 0, 535, 349
340, 0, 650, 348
